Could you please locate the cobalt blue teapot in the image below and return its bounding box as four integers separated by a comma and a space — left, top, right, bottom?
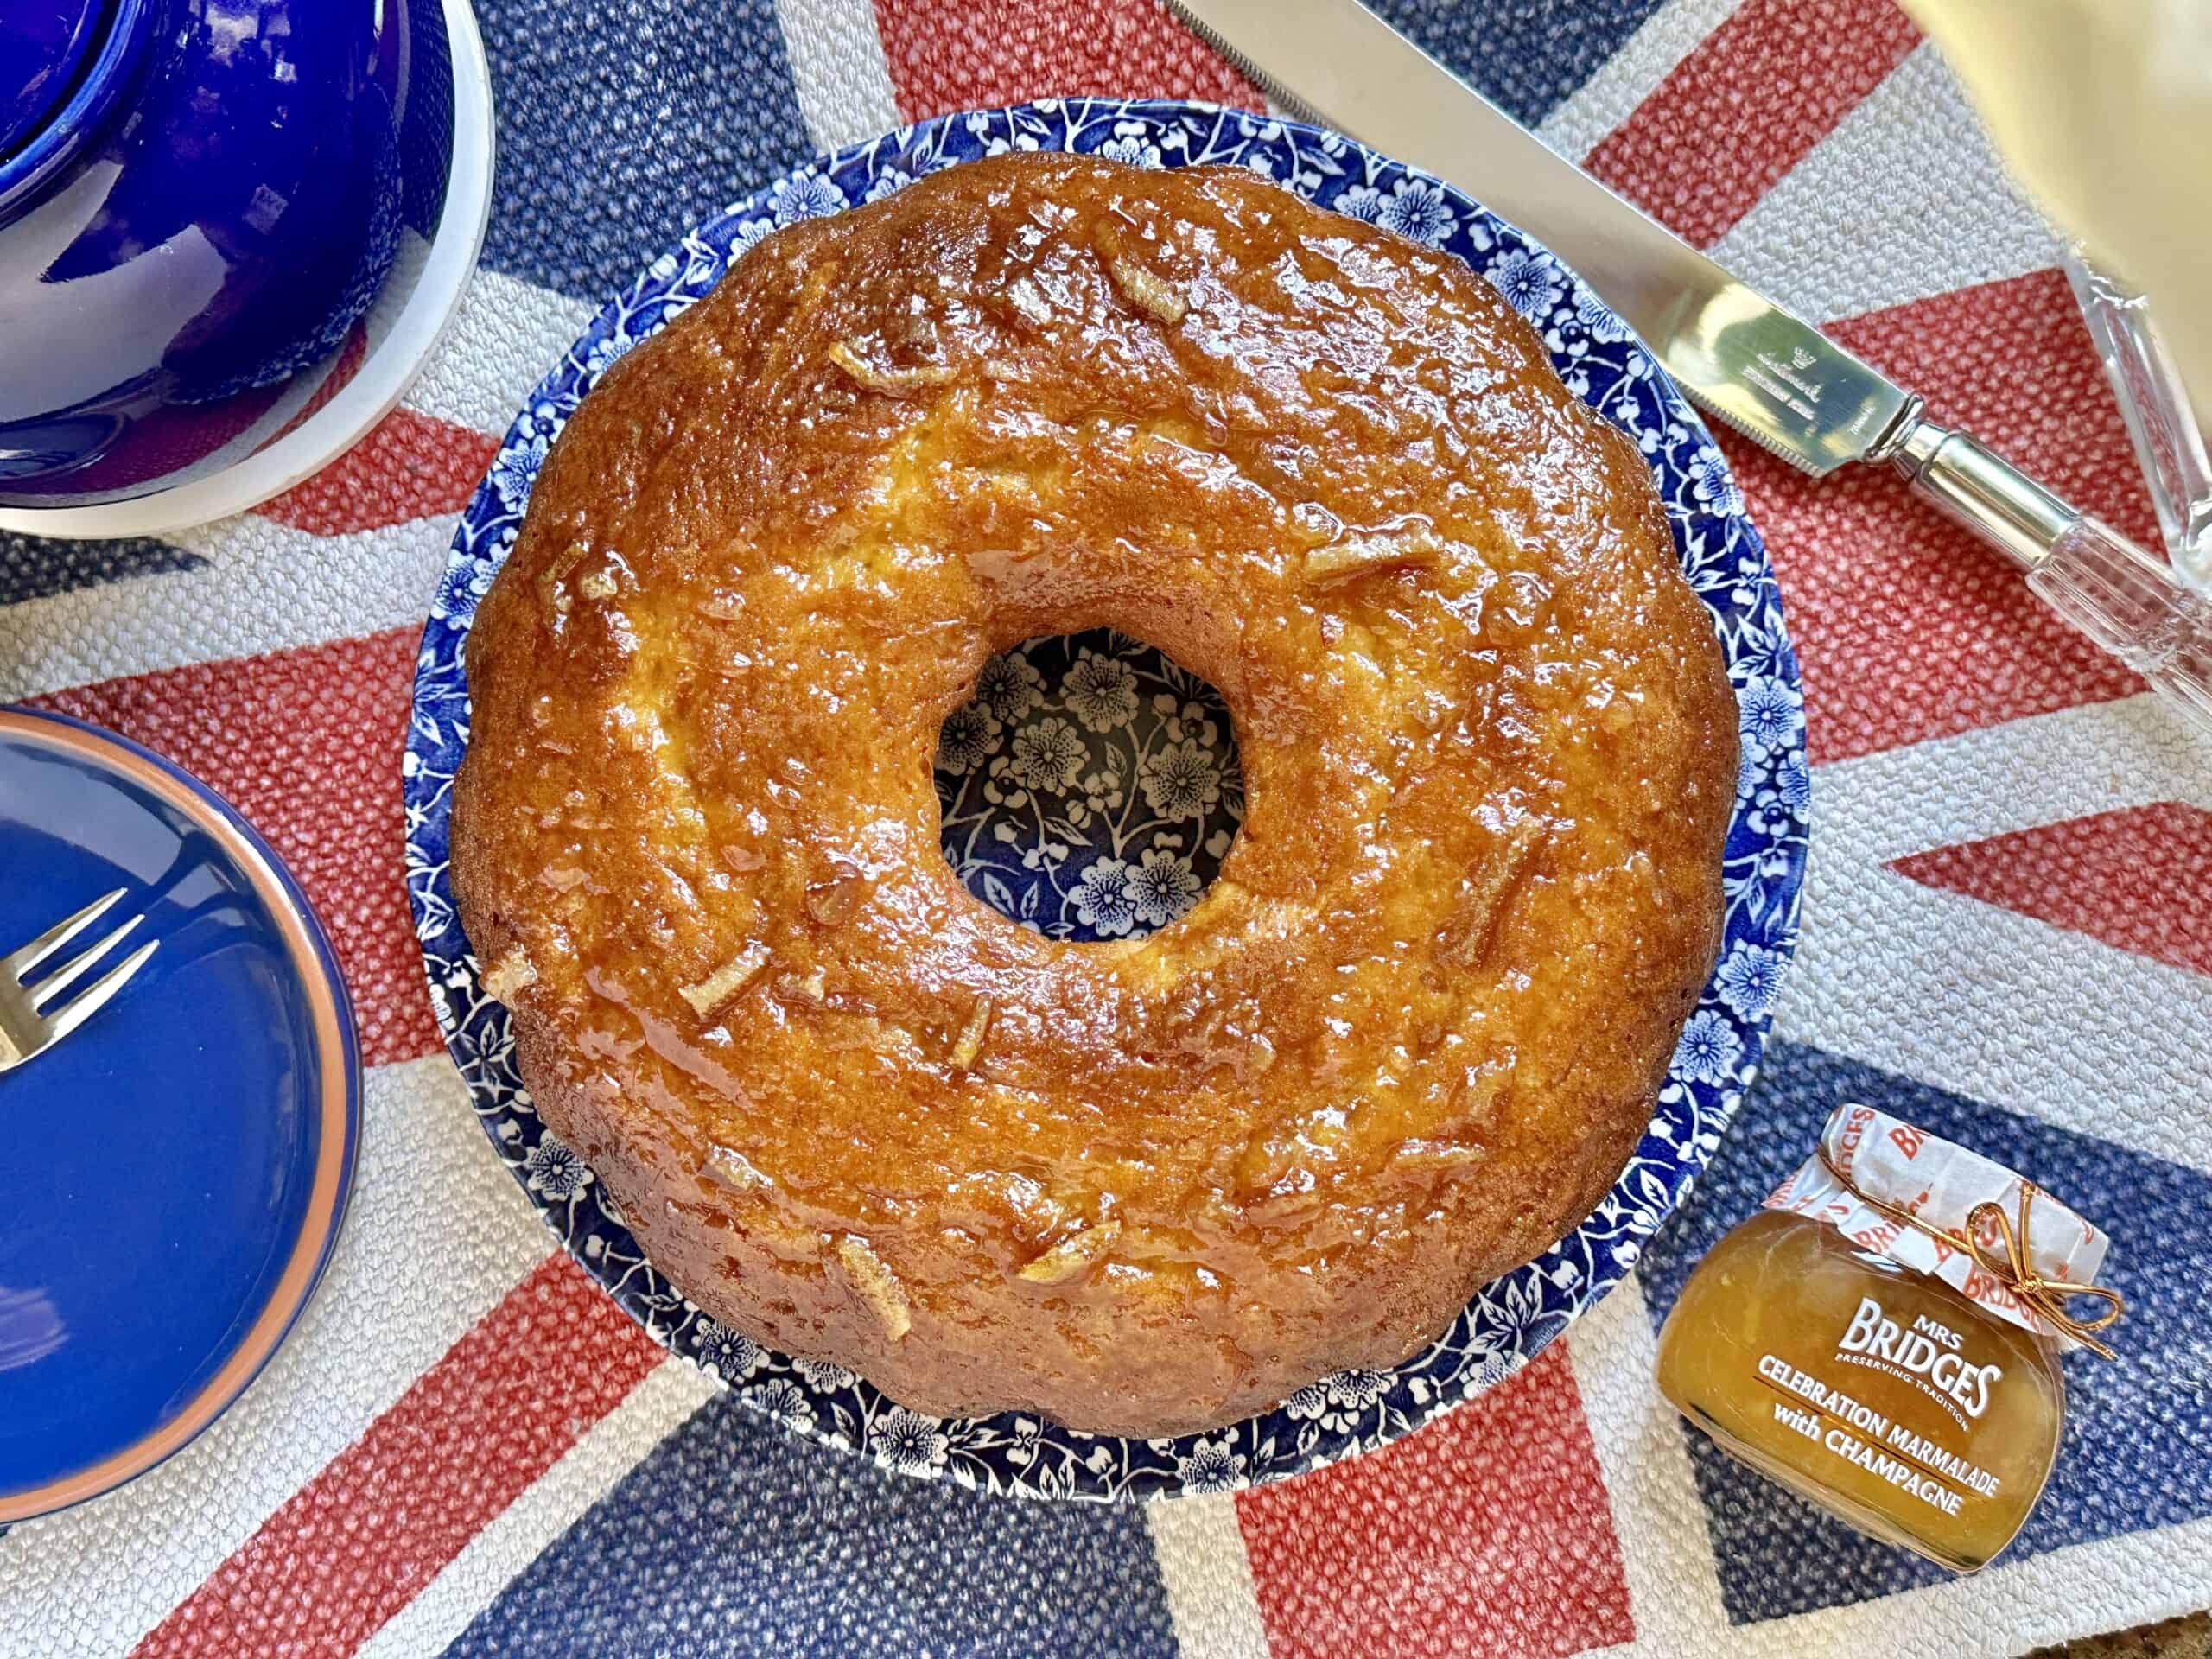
0, 0, 457, 508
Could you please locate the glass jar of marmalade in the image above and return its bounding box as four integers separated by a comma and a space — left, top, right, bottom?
1656, 1103, 2122, 1573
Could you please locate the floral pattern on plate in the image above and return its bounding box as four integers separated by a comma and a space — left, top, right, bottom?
936, 630, 1243, 940
403, 99, 1810, 1502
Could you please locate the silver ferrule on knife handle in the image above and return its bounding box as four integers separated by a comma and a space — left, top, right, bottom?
1885, 416, 2075, 570
1884, 413, 2212, 733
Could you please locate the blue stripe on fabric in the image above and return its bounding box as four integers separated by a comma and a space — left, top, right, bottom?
1637, 1039, 2212, 1624
470, 0, 816, 302
1361, 0, 1673, 128
442, 1390, 1182, 1658
1, 534, 207, 607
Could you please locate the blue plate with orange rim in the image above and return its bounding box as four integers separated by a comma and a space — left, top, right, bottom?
0, 707, 359, 1522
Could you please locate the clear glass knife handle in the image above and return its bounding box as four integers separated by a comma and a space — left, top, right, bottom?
2028, 518, 2212, 734
2063, 243, 2212, 594
1891, 421, 2212, 737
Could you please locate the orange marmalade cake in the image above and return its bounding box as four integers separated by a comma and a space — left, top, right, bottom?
449, 153, 1738, 1436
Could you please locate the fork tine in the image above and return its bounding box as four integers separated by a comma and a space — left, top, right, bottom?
40, 939, 158, 1048
2, 888, 125, 979
28, 914, 144, 1010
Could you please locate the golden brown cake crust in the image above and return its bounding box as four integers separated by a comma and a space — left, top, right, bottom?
449, 153, 1738, 1437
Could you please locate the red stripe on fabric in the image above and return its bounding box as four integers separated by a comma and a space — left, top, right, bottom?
1235, 1344, 1632, 1659
32, 628, 441, 1067
870, 0, 1262, 124
1584, 0, 1921, 247
257, 408, 499, 537
131, 1255, 662, 1659
1891, 803, 2212, 979
1740, 268, 2150, 763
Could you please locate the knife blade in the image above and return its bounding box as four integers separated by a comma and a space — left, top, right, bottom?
1164, 0, 2212, 733
1171, 0, 1909, 478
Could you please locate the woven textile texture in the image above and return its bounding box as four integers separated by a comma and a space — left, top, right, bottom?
2, 1, 2208, 1654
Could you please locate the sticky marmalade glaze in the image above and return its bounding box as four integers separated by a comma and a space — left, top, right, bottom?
449, 153, 1738, 1434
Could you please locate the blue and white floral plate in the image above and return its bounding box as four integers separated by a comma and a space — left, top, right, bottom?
404, 99, 1808, 1501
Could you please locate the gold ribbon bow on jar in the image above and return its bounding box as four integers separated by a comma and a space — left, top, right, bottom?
1817, 1146, 2126, 1360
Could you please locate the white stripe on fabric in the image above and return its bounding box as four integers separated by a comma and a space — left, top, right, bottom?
773, 0, 906, 156
0, 513, 451, 702
1709, 44, 2060, 326
1562, 1279, 1736, 1657
1780, 695, 2212, 1178
401, 267, 597, 440
354, 1359, 721, 1659
1143, 1492, 1274, 1659
0, 1058, 552, 1659
1536, 0, 1745, 162
1806, 693, 2212, 867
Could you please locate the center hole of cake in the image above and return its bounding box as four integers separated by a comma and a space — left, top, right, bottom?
934, 629, 1243, 940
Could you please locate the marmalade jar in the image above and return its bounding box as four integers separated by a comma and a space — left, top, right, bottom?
1655, 1103, 2120, 1573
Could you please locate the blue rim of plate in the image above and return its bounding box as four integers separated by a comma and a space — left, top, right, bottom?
403, 99, 1809, 1502
0, 706, 361, 1523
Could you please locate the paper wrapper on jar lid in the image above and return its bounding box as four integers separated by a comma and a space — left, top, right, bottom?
1764, 1102, 2113, 1352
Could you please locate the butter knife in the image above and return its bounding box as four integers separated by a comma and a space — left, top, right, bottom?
1166, 0, 2212, 734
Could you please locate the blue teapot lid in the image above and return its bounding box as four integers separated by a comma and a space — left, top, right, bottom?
0, 0, 111, 162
